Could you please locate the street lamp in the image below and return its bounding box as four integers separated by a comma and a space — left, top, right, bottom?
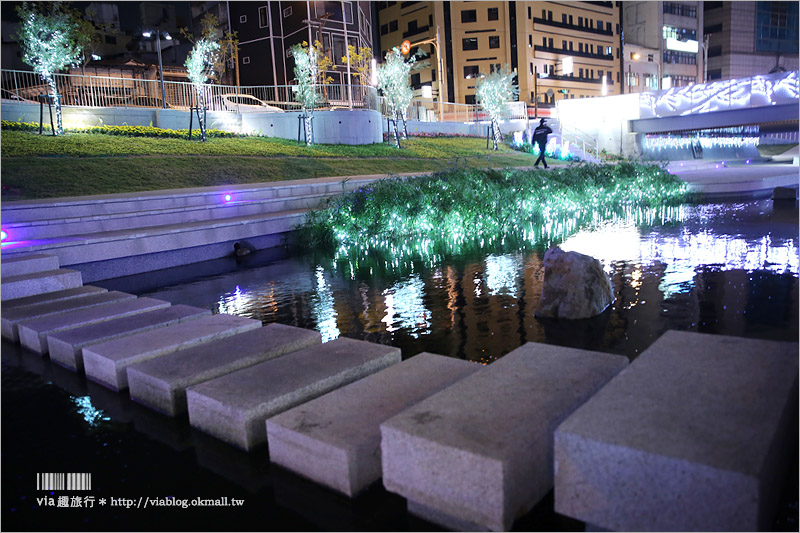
408, 27, 444, 121
142, 30, 172, 109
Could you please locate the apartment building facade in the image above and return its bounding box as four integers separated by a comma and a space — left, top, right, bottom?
229, 1, 375, 87
623, 1, 704, 92
376, 1, 622, 110
704, 0, 798, 81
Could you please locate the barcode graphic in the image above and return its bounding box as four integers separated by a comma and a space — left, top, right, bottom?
37, 473, 92, 491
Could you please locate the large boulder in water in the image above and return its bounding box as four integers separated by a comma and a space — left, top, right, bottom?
535, 247, 614, 320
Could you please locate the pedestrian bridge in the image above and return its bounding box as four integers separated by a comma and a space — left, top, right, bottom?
556, 70, 799, 160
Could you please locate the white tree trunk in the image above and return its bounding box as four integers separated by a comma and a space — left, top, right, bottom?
46, 77, 63, 136
304, 113, 314, 146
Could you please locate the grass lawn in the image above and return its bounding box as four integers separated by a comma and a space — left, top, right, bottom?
0, 130, 558, 200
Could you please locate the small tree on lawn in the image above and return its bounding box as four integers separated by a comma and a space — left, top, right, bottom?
16, 2, 82, 135
475, 65, 518, 150
291, 42, 321, 146
181, 13, 239, 86
185, 37, 220, 141
376, 47, 415, 148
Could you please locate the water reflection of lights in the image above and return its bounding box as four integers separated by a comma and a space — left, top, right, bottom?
217, 285, 247, 315
560, 224, 643, 267
382, 274, 432, 338
560, 219, 798, 299
71, 396, 110, 427
311, 266, 340, 343
484, 254, 522, 297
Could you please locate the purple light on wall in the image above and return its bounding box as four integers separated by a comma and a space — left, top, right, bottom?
223, 194, 232, 203
1, 230, 7, 241
746, 159, 751, 164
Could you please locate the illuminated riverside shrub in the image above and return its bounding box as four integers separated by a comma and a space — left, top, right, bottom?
297, 163, 690, 267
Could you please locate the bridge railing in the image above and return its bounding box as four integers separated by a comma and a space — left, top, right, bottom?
639, 70, 799, 119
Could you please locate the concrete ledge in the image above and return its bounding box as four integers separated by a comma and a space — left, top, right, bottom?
0, 285, 107, 311
48, 304, 210, 372
1, 268, 83, 301
18, 297, 170, 354
127, 323, 322, 416
554, 330, 798, 532
186, 337, 401, 451
82, 313, 262, 391
380, 343, 628, 532
267, 353, 481, 497
1, 253, 59, 277
1, 291, 135, 342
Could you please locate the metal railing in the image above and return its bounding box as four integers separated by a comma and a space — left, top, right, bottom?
560, 123, 600, 160
1, 69, 380, 112
3, 69, 531, 124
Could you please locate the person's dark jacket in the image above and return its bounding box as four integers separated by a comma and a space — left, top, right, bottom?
532, 123, 552, 145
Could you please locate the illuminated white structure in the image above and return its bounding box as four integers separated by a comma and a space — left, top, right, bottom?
556, 70, 799, 158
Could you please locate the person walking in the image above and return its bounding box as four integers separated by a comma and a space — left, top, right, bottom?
532, 118, 552, 169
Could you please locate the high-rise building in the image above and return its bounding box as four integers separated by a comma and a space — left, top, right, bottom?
376, 1, 623, 111
623, 1, 704, 91
704, 1, 798, 81
229, 1, 376, 87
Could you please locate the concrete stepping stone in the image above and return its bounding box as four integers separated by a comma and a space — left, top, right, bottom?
186, 337, 401, 451
2, 253, 60, 277
1, 291, 136, 342
1, 285, 107, 311
127, 323, 322, 416
1, 268, 83, 301
82, 313, 262, 391
18, 297, 171, 355
267, 352, 482, 497
48, 305, 211, 372
380, 343, 628, 532
554, 331, 798, 532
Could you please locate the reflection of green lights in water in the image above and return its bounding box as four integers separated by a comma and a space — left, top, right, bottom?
298, 164, 689, 274
311, 266, 340, 342
382, 274, 432, 338
71, 396, 110, 428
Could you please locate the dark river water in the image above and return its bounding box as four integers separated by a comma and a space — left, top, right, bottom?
2, 198, 798, 531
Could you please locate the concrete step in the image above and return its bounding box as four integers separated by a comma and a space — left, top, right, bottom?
82, 313, 262, 391
1, 285, 107, 311
380, 343, 627, 532
267, 353, 481, 497
186, 337, 402, 451
554, 331, 798, 532
2, 209, 307, 283
3, 191, 335, 242
1, 291, 136, 342
1, 174, 382, 224
127, 323, 322, 416
1, 268, 83, 301
17, 297, 171, 355
48, 304, 211, 372
1, 253, 60, 277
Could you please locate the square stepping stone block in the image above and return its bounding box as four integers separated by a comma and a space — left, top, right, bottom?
554, 330, 799, 532
127, 323, 322, 416
2, 253, 60, 277
1, 268, 83, 301
267, 352, 482, 497
187, 337, 401, 451
1, 291, 136, 342
380, 343, 628, 532
83, 313, 262, 391
1, 286, 107, 312
18, 297, 171, 355
48, 305, 211, 372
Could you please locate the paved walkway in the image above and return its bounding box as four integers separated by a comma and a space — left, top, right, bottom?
667, 161, 799, 199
